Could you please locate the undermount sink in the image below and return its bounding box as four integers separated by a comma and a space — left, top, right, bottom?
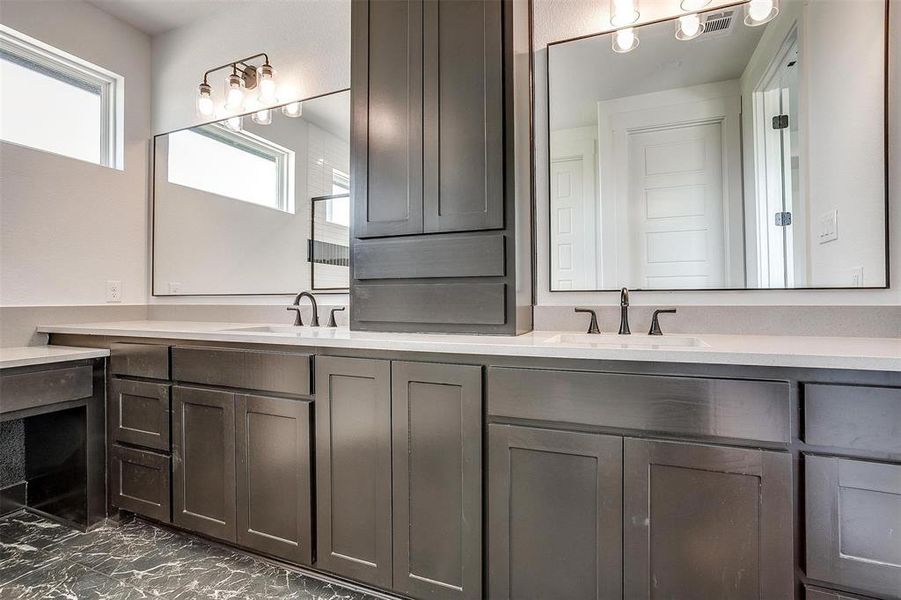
221, 325, 321, 335
544, 333, 708, 348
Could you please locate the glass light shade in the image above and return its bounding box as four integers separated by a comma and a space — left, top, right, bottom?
251, 108, 272, 125
257, 64, 277, 104
680, 0, 711, 11
610, 0, 639, 27
281, 101, 303, 118
745, 0, 779, 26
675, 13, 705, 40
225, 116, 243, 131
612, 27, 639, 53
225, 73, 245, 111
196, 83, 214, 116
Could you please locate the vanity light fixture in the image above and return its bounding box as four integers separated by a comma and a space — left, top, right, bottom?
680, 0, 711, 11
612, 27, 640, 53
745, 0, 779, 26
195, 52, 278, 118
224, 115, 243, 132
252, 108, 273, 125
675, 12, 705, 40
281, 101, 303, 118
610, 0, 640, 27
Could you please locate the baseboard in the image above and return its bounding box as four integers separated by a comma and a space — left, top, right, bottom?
1, 481, 26, 516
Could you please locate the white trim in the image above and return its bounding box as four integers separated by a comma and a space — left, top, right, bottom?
0, 24, 124, 170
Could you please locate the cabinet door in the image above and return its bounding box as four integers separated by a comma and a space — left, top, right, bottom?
623, 439, 793, 599
392, 362, 482, 600
488, 424, 623, 600
236, 394, 312, 565
315, 357, 392, 587
110, 444, 171, 523
172, 386, 236, 542
352, 0, 423, 238
423, 0, 503, 233
806, 455, 901, 599
109, 379, 170, 451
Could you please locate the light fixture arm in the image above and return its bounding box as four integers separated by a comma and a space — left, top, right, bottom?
199, 52, 271, 87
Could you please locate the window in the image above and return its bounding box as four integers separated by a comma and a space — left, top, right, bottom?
0, 25, 122, 167
326, 169, 350, 226
166, 124, 294, 212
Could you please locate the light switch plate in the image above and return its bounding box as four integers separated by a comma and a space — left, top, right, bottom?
106, 280, 122, 303
168, 282, 181, 294
851, 267, 863, 287
819, 210, 838, 244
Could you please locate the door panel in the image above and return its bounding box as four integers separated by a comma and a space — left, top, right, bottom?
623, 439, 793, 599
488, 425, 623, 600
236, 394, 312, 565
423, 0, 503, 233
551, 158, 592, 289
392, 361, 482, 600
353, 0, 423, 238
172, 385, 236, 542
315, 356, 392, 588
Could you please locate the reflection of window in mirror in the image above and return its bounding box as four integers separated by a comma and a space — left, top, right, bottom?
328, 170, 350, 226
547, 0, 887, 291
311, 194, 350, 291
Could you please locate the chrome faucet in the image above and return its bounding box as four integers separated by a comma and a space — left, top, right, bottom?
287, 291, 320, 327
618, 287, 631, 335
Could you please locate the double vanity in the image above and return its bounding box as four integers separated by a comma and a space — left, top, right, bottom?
8, 320, 892, 600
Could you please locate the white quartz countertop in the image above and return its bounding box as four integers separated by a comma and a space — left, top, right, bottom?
35, 320, 901, 372
0, 345, 110, 369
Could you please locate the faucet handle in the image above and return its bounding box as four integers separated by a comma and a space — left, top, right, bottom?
648, 308, 677, 336
574, 308, 601, 334
286, 306, 304, 327
327, 307, 346, 328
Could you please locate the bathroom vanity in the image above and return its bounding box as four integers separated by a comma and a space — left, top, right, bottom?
39, 322, 901, 600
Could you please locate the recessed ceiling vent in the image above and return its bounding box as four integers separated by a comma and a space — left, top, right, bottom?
700, 10, 736, 39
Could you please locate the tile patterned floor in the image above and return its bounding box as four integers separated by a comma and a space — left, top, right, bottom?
0, 511, 385, 600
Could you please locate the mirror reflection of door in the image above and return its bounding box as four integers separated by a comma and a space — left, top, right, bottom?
551, 157, 592, 289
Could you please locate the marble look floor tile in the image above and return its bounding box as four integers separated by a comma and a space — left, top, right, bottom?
49, 519, 181, 575
0, 560, 146, 600
0, 512, 80, 550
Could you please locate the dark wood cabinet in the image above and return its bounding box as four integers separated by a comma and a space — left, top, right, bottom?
172, 385, 236, 542
109, 379, 170, 451
623, 438, 793, 599
314, 356, 393, 587
488, 424, 623, 600
391, 361, 482, 600
236, 394, 313, 565
806, 455, 901, 599
110, 444, 170, 523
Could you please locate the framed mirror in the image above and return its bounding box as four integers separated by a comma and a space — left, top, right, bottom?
152, 88, 350, 295
547, 0, 888, 291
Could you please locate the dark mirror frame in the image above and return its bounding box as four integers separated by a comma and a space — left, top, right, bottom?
150, 88, 351, 297
545, 0, 890, 293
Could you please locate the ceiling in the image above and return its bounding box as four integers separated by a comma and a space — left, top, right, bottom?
301, 91, 351, 142
86, 0, 235, 36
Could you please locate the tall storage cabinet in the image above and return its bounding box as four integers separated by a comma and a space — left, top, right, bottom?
350, 0, 532, 334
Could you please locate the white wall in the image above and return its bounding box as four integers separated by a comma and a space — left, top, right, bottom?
534, 0, 901, 307
0, 0, 151, 306
151, 0, 350, 134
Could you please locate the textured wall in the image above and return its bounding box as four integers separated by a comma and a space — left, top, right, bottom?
0, 420, 25, 488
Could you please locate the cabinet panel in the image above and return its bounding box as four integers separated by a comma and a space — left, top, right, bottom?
423, 0, 503, 232
806, 455, 901, 599
172, 347, 311, 396
392, 361, 482, 600
805, 384, 901, 456
488, 425, 622, 600
353, 0, 423, 238
172, 386, 236, 542
623, 439, 793, 599
110, 342, 169, 380
315, 357, 392, 587
110, 444, 170, 523
353, 234, 506, 280
110, 379, 170, 451
236, 394, 312, 565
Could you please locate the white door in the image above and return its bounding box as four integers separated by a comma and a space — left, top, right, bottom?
551, 157, 593, 289
626, 122, 725, 289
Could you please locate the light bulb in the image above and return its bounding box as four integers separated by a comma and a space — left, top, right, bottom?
610, 0, 639, 27
676, 13, 704, 40
745, 0, 778, 26
225, 116, 243, 132
257, 64, 277, 105
252, 108, 272, 125
281, 101, 303, 118
612, 27, 639, 53
680, 0, 711, 11
225, 73, 245, 111
196, 82, 214, 116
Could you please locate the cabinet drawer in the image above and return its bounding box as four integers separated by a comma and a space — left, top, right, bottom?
806, 455, 901, 599
110, 444, 171, 523
172, 347, 311, 396
488, 368, 791, 443
805, 588, 860, 600
0, 365, 93, 415
805, 384, 901, 456
110, 343, 170, 380
110, 379, 171, 451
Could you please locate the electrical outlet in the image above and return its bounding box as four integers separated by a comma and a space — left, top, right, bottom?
106, 280, 122, 303
851, 267, 864, 287
818, 210, 838, 244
